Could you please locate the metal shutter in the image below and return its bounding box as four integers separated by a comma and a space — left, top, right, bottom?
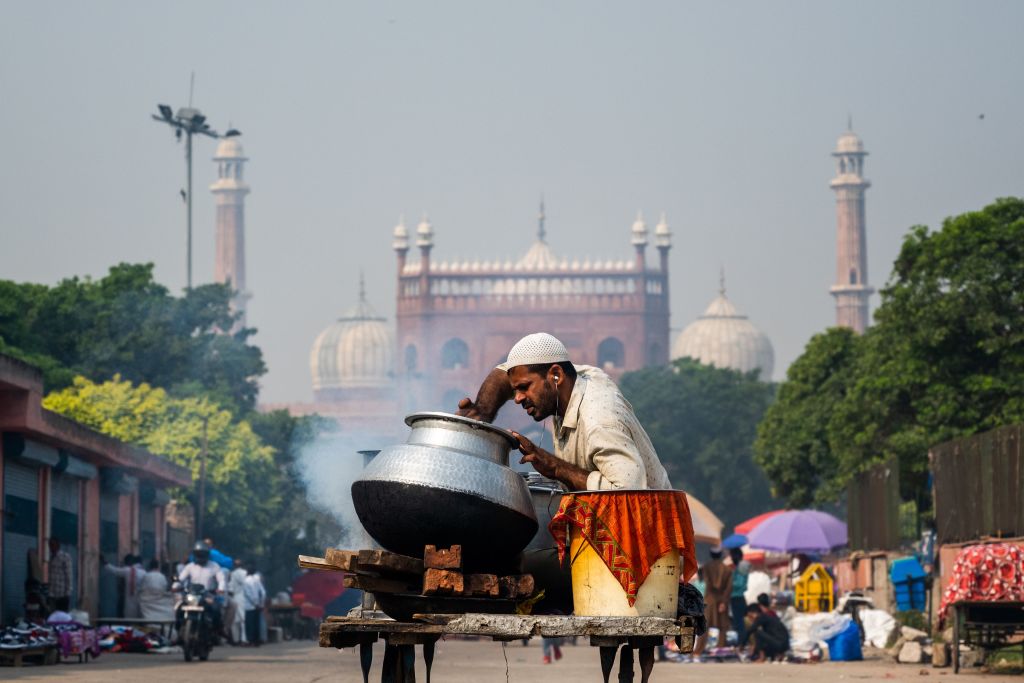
50, 472, 80, 606
3, 460, 39, 624
98, 491, 120, 618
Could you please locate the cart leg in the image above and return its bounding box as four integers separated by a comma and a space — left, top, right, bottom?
638, 647, 655, 683
423, 639, 436, 683
382, 643, 399, 683
400, 644, 416, 682
360, 641, 373, 683
599, 646, 617, 683
952, 608, 960, 674
618, 645, 634, 683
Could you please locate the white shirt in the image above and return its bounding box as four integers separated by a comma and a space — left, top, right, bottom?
228, 567, 248, 598
242, 573, 265, 611
139, 570, 168, 595
178, 561, 225, 592
550, 365, 672, 490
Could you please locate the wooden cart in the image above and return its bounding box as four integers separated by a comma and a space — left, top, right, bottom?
319, 612, 696, 683
951, 600, 1024, 674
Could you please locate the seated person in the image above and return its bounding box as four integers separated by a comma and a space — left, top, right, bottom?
741, 598, 790, 662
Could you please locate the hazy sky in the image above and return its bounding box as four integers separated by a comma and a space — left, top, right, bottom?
2, 1, 1022, 403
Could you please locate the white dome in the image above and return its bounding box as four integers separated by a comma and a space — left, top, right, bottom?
631, 211, 648, 246
835, 131, 864, 154
213, 136, 246, 160
517, 240, 559, 270
310, 296, 394, 391
672, 290, 774, 379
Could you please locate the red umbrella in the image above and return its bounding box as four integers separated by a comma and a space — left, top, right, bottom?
734, 509, 787, 536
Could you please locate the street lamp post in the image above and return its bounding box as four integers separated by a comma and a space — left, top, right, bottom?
151, 103, 239, 290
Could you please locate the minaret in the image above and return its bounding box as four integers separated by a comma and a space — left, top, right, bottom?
829, 121, 874, 333
631, 210, 648, 270
210, 132, 251, 328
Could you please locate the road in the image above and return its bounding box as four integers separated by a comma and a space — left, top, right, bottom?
3, 639, 1018, 682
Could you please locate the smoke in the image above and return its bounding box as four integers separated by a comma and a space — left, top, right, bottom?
295, 429, 381, 550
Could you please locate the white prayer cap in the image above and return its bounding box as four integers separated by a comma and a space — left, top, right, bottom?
497, 333, 571, 372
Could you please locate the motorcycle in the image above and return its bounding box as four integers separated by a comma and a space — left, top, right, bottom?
175, 583, 216, 662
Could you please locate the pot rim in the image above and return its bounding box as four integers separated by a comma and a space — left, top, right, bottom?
404, 411, 519, 448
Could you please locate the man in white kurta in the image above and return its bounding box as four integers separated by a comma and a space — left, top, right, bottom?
459, 332, 671, 491
226, 561, 249, 644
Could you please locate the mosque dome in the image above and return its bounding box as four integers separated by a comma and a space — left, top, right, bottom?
671, 283, 774, 379
310, 285, 394, 391
835, 130, 864, 154
517, 240, 559, 270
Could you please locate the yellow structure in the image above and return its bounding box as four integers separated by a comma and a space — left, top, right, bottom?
794, 563, 834, 613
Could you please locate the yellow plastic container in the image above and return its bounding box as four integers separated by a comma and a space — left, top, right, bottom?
569, 527, 679, 617
794, 562, 834, 613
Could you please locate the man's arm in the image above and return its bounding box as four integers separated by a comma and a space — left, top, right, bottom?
511, 431, 590, 491
457, 368, 512, 423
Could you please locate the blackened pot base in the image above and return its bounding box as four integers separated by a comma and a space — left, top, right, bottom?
352, 480, 539, 573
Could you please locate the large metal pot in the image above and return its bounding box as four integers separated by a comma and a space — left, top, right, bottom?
351, 412, 538, 571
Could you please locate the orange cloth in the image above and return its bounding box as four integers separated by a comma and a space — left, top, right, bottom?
549, 490, 697, 606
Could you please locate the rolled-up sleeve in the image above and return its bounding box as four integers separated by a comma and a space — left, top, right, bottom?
584, 422, 647, 490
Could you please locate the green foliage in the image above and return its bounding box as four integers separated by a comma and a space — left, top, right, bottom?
43, 376, 281, 559
620, 358, 777, 530
754, 328, 861, 506
756, 197, 1024, 509
0, 263, 265, 411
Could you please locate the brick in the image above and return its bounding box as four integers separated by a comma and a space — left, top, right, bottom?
465, 574, 500, 598
423, 545, 462, 570
422, 568, 464, 595
498, 574, 535, 599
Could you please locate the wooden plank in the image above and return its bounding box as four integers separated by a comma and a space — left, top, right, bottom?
343, 574, 420, 594
325, 548, 359, 571
298, 555, 343, 571
356, 549, 423, 576
497, 574, 535, 599
465, 573, 499, 598
422, 568, 464, 595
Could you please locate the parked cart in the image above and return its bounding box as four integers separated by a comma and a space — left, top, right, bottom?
950, 601, 1024, 674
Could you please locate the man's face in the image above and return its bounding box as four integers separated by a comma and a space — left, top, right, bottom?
508, 366, 558, 422
48, 538, 59, 554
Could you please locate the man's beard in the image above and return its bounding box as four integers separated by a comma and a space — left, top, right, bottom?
524, 380, 558, 421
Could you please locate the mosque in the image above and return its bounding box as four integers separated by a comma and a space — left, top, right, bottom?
234, 126, 872, 437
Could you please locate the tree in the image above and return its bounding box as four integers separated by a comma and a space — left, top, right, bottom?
831, 197, 1024, 504
753, 328, 861, 507
43, 376, 281, 559
0, 263, 265, 411
620, 358, 777, 530
755, 197, 1024, 509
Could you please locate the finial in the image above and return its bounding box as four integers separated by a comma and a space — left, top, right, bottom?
538, 194, 546, 243
719, 266, 726, 296
359, 271, 367, 304
847, 112, 853, 131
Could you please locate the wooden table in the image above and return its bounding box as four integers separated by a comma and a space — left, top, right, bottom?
0, 644, 58, 667
319, 612, 696, 683
950, 601, 1024, 673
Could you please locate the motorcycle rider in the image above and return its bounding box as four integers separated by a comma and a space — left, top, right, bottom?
176, 541, 226, 638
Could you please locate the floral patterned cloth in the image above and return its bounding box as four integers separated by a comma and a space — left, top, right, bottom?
549, 490, 697, 607
938, 543, 1024, 623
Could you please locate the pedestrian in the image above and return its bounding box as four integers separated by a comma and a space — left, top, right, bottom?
104, 554, 145, 618
243, 569, 266, 647
541, 636, 563, 664
729, 547, 750, 644
227, 558, 249, 645
47, 538, 74, 609
741, 597, 790, 662
701, 546, 733, 650
138, 559, 173, 622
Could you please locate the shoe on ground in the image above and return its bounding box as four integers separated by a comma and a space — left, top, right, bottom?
542, 655, 551, 664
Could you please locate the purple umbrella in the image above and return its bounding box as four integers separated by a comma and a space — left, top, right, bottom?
746, 510, 847, 553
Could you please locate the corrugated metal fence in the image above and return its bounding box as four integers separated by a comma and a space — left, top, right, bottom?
847, 458, 901, 551
931, 424, 1024, 544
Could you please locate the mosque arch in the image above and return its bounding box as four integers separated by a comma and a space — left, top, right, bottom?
597, 337, 625, 369
441, 338, 470, 370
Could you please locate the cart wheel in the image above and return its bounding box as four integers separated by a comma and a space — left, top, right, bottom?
952, 608, 960, 674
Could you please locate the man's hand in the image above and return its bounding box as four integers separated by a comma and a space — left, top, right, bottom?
511, 431, 590, 491
456, 397, 483, 421
718, 602, 727, 614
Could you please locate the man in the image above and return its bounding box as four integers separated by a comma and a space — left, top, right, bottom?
242, 568, 266, 647
729, 547, 750, 644
47, 537, 74, 610
226, 558, 249, 644
104, 554, 146, 618
698, 546, 732, 651
458, 332, 671, 491
138, 559, 173, 622
741, 595, 790, 662
178, 541, 226, 594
